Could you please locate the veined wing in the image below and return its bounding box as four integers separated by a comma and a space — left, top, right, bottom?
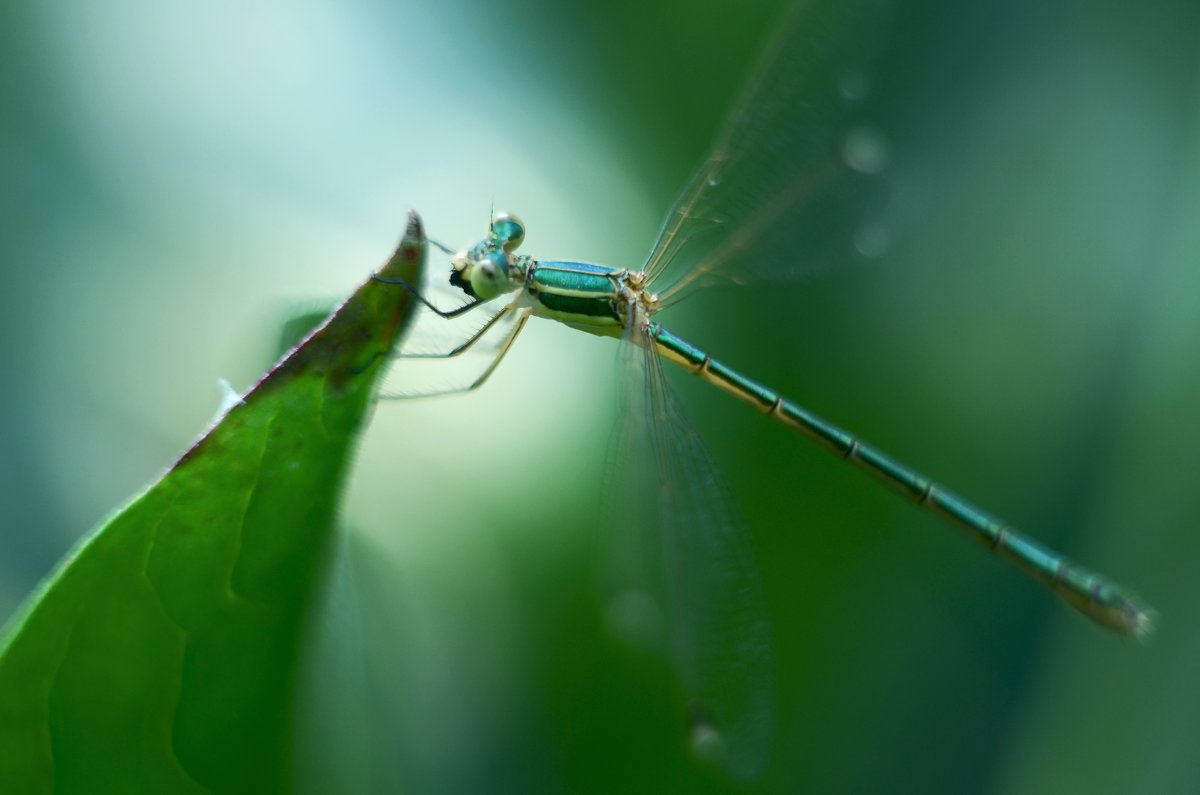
602, 315, 775, 779
645, 0, 894, 305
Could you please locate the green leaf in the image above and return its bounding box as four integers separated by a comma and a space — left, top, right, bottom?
0, 212, 427, 794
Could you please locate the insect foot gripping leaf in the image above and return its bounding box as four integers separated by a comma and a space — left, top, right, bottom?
0, 212, 427, 795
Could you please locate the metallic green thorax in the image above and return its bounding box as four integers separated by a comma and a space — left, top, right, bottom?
525, 260, 626, 333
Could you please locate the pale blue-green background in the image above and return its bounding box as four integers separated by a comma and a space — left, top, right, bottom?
2, 0, 1197, 792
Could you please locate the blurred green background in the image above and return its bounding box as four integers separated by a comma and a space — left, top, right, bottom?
2, 0, 1198, 792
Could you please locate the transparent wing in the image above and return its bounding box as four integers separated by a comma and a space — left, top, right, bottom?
602, 317, 775, 780
646, 0, 895, 304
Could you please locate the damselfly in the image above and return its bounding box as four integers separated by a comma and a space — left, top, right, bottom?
375, 0, 1154, 778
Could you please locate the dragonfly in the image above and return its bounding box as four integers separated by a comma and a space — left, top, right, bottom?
375, 0, 1154, 779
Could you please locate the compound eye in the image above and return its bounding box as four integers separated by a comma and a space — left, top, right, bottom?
491, 212, 526, 252
469, 250, 510, 300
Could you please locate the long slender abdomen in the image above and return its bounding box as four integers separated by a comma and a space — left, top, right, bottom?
648, 322, 1153, 639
